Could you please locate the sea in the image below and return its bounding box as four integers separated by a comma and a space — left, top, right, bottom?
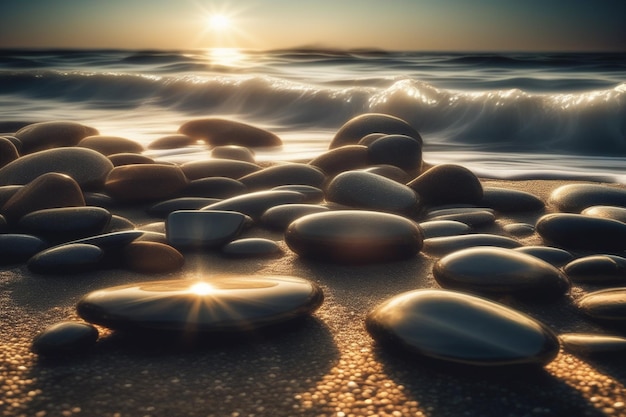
1, 48, 625, 182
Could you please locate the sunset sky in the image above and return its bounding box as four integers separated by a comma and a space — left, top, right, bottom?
1, 0, 624, 52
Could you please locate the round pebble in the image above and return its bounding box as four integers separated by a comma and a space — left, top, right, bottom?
481, 187, 545, 212
577, 288, 626, 322
122, 241, 185, 274
582, 205, 626, 223
105, 164, 189, 203
210, 145, 256, 163
221, 238, 284, 259
513, 246, 574, 267
367, 134, 423, 173
330, 113, 422, 149
14, 121, 98, 154
417, 220, 471, 239
564, 255, 626, 284
18, 206, 112, 243
407, 164, 483, 206
261, 204, 330, 231
309, 145, 370, 176
548, 183, 626, 213
32, 321, 99, 356
536, 213, 626, 252
0, 233, 48, 264
166, 210, 248, 249
28, 243, 105, 274
78, 135, 144, 156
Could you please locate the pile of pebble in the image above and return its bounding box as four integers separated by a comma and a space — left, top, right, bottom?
2, 114, 626, 367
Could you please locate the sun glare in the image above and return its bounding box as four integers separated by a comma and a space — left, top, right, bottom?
189, 282, 215, 296
209, 14, 231, 31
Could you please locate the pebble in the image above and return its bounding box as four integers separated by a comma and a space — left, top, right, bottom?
270, 185, 324, 203
406, 164, 483, 206
108, 153, 155, 166
27, 243, 105, 274
147, 134, 197, 150
481, 187, 545, 212
0, 136, 19, 168
210, 145, 256, 163
330, 113, 422, 149
503, 222, 535, 237
178, 118, 282, 147
67, 230, 144, 250
367, 134, 423, 173
31, 321, 99, 356
433, 247, 570, 300
202, 190, 306, 220
577, 287, 626, 322
77, 275, 323, 332
0, 147, 114, 190
582, 205, 626, 223
563, 255, 626, 284
361, 165, 411, 183
325, 170, 421, 216
422, 233, 521, 257
309, 145, 370, 176
18, 206, 111, 243
559, 333, 626, 356
221, 238, 284, 259
239, 163, 326, 191
417, 220, 472, 239
122, 241, 185, 274
181, 177, 247, 199
261, 204, 330, 231
1, 173, 85, 223
166, 210, 248, 249
365, 289, 560, 366
77, 135, 144, 155
536, 213, 626, 252
548, 183, 626, 213
14, 121, 99, 154
105, 164, 189, 203
147, 197, 221, 218
513, 246, 574, 267
0, 233, 48, 264
425, 209, 495, 227
285, 210, 423, 264
181, 159, 261, 180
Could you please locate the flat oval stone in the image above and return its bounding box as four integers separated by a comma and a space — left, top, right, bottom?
577, 288, 626, 322
15, 121, 98, 154
202, 190, 306, 220
309, 145, 369, 177
0, 147, 113, 190
368, 134, 423, 173
513, 246, 574, 267
481, 187, 545, 213
78, 135, 144, 156
179, 118, 282, 147
285, 210, 423, 264
426, 210, 495, 227
433, 247, 570, 300
407, 164, 483, 206
181, 159, 261, 180
261, 204, 330, 231
181, 177, 247, 199
418, 220, 472, 239
122, 241, 185, 274
77, 275, 323, 332
18, 206, 111, 243
503, 223, 535, 237
28, 243, 104, 274
148, 134, 197, 150
221, 238, 284, 259
1, 173, 85, 223
422, 234, 521, 257
147, 197, 220, 218
0, 234, 47, 264
271, 185, 324, 203
105, 164, 189, 203
0, 136, 19, 168
68, 230, 144, 249
563, 255, 626, 284
32, 321, 98, 355
582, 205, 626, 223
549, 184, 626, 213
211, 145, 256, 163
239, 163, 326, 191
326, 170, 420, 216
108, 153, 155, 167
536, 213, 626, 252
330, 113, 422, 149
366, 289, 559, 367
559, 333, 626, 356
166, 210, 247, 249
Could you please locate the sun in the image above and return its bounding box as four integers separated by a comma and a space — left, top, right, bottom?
209, 14, 231, 31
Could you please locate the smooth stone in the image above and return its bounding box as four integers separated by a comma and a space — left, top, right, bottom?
417, 220, 471, 239
147, 197, 221, 218
0, 234, 47, 264
166, 210, 247, 249
285, 210, 423, 264
426, 210, 495, 227
503, 223, 536, 237
202, 190, 306, 220
582, 205, 626, 223
147, 134, 197, 150
357, 133, 386, 146
549, 184, 626, 213
105, 164, 189, 203
366, 289, 559, 367
271, 185, 324, 203
239, 163, 326, 191
361, 165, 411, 183
407, 164, 483, 206
77, 135, 144, 156
181, 177, 247, 199
536, 213, 626, 252
0, 136, 19, 168
31, 322, 99, 355
330, 113, 422, 149
0, 147, 114, 190
221, 238, 284, 259
106, 215, 136, 232
1, 173, 85, 223
577, 288, 626, 322
0, 185, 22, 207
261, 204, 330, 231
433, 247, 570, 300
179, 118, 282, 147
425, 207, 494, 217
84, 192, 115, 208
18, 206, 111, 243
28, 243, 104, 274
559, 333, 626, 356
14, 121, 98, 154
563, 255, 626, 284
326, 170, 420, 216
513, 246, 574, 267
67, 230, 144, 250
122, 241, 185, 274
481, 187, 545, 213
423, 234, 521, 257
309, 145, 369, 176
108, 153, 155, 166
211, 145, 256, 163
181, 159, 261, 180
77, 275, 323, 332
367, 134, 423, 172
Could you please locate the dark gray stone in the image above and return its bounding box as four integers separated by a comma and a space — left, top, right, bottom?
78, 135, 144, 156
15, 121, 98, 154
28, 243, 104, 274
0, 234, 47, 264
32, 321, 99, 355
417, 220, 472, 239
202, 190, 306, 220
330, 113, 422, 149
513, 246, 574, 267
423, 234, 521, 257
407, 164, 483, 206
221, 238, 284, 259
18, 206, 111, 243
261, 204, 330, 231
548, 184, 626, 213
367, 134, 422, 173
536, 213, 626, 252
564, 255, 626, 284
481, 187, 545, 212
166, 210, 247, 249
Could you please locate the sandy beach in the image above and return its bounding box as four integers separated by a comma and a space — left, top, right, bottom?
2, 175, 626, 417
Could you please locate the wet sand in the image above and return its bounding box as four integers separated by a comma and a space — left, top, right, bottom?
2, 179, 626, 417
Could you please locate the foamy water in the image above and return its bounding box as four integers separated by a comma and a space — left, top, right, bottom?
1, 49, 625, 181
